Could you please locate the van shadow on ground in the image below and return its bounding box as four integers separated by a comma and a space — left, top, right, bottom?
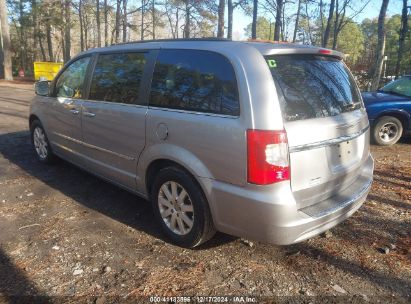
0, 131, 235, 250
0, 247, 51, 304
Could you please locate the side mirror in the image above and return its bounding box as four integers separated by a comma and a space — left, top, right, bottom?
35, 80, 50, 96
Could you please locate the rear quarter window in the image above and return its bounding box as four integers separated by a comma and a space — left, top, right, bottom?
266, 55, 362, 121
149, 49, 240, 116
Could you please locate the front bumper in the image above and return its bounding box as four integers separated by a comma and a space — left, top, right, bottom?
201, 155, 374, 245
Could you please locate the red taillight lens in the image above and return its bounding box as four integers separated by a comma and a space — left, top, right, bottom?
247, 130, 290, 185
318, 49, 332, 55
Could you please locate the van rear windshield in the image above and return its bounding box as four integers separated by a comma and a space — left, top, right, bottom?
265, 55, 362, 121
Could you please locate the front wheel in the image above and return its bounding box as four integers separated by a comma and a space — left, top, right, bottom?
151, 167, 216, 248
30, 120, 55, 163
372, 116, 403, 146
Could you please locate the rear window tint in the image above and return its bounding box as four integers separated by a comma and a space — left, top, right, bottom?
149, 49, 240, 116
265, 55, 362, 121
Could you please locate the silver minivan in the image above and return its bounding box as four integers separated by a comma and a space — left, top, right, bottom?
30, 39, 374, 248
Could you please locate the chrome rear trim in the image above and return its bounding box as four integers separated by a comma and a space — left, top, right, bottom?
289, 125, 369, 153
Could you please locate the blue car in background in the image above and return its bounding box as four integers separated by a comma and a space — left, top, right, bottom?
362, 75, 411, 145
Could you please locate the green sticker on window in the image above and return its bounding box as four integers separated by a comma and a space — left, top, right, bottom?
267, 59, 277, 68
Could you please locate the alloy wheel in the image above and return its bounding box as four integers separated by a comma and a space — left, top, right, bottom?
157, 181, 194, 235
33, 127, 48, 160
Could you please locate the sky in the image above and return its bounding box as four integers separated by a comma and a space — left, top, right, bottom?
231, 0, 404, 40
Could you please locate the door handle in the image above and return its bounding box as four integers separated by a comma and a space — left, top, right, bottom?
69, 109, 80, 115
83, 112, 96, 118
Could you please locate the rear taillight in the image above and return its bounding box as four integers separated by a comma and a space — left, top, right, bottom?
247, 130, 290, 185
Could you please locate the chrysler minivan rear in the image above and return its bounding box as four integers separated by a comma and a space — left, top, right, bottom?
205, 44, 374, 245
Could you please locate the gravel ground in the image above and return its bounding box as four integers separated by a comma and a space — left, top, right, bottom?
0, 81, 410, 303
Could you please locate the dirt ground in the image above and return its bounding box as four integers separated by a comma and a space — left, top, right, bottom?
0, 81, 410, 303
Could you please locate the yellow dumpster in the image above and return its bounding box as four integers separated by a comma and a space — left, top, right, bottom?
33, 62, 63, 81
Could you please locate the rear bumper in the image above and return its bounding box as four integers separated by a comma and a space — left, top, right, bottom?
202, 155, 374, 245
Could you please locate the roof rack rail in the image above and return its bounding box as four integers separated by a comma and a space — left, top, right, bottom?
112, 37, 231, 46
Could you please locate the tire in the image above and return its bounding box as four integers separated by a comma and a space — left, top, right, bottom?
30, 120, 55, 164
372, 116, 403, 146
151, 166, 216, 248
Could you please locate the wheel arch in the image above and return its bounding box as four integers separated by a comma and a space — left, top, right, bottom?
29, 114, 40, 127
138, 144, 214, 196
144, 157, 212, 202
145, 159, 192, 196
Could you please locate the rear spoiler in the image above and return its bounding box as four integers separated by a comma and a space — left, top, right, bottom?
252, 41, 345, 60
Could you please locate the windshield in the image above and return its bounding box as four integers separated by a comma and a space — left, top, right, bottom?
381, 77, 411, 97
265, 55, 362, 121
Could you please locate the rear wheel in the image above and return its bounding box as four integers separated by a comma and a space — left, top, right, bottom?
151, 166, 215, 248
30, 120, 55, 163
372, 116, 403, 146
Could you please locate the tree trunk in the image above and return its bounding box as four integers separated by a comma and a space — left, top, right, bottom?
60, 28, 65, 62
64, 0, 71, 62
274, 0, 283, 41
217, 0, 225, 38
32, 0, 38, 62
305, 0, 313, 44
38, 34, 47, 61
371, 0, 389, 91
46, 9, 53, 61
395, 0, 408, 78
175, 7, 179, 38
96, 0, 101, 47
60, 3, 66, 62
104, 0, 108, 46
18, 0, 27, 71
122, 0, 127, 42
79, 0, 84, 51
164, 2, 174, 38
334, 0, 366, 50
251, 0, 258, 39
292, 0, 301, 42
84, 13, 89, 49
115, 0, 121, 43
332, 0, 340, 49
184, 0, 190, 38
281, 0, 285, 40
319, 0, 324, 46
0, 0, 12, 80
152, 0, 155, 39
111, 27, 115, 44
141, 0, 145, 40
227, 0, 233, 39
323, 0, 335, 47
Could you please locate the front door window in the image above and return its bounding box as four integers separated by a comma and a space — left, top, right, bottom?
55, 57, 90, 99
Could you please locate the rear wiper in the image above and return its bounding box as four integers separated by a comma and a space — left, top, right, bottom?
342, 103, 359, 111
